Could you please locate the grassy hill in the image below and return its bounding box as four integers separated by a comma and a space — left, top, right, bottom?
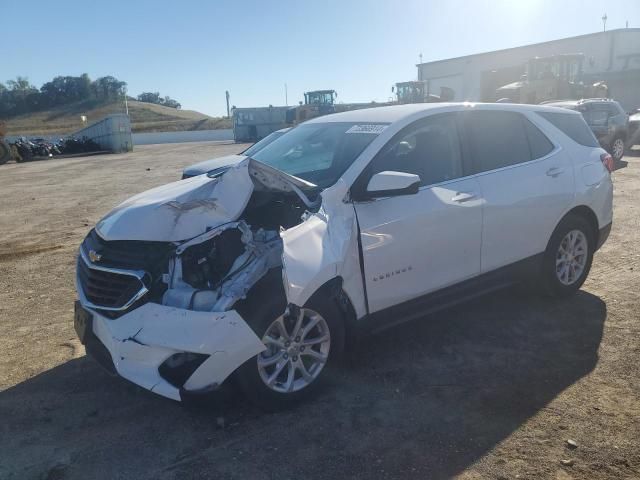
4, 99, 231, 136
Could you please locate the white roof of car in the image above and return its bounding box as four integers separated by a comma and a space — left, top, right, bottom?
305, 102, 580, 124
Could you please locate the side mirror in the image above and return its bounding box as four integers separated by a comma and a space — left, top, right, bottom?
366, 171, 420, 198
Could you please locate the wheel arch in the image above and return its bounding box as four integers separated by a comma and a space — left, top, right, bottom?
554, 205, 600, 246
304, 276, 360, 351
614, 128, 627, 141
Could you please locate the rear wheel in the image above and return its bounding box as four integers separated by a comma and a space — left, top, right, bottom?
236, 286, 345, 411
610, 136, 625, 161
539, 215, 594, 297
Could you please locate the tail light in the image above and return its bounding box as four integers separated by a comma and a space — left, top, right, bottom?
600, 153, 614, 173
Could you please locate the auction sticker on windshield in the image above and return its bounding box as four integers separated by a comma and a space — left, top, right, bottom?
345, 124, 388, 134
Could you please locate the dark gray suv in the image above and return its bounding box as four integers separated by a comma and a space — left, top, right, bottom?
546, 99, 629, 161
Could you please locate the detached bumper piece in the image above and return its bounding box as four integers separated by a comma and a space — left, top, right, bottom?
85, 334, 118, 376
78, 302, 265, 401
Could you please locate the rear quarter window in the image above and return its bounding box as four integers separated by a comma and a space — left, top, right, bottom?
536, 111, 599, 147
523, 118, 554, 158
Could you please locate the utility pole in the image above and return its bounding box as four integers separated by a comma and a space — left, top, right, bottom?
602, 13, 607, 32
124, 86, 129, 115
418, 53, 423, 81
285, 83, 288, 106
225, 90, 230, 118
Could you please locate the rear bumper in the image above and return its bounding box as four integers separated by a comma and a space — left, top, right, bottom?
80, 302, 265, 401
628, 125, 640, 147
597, 222, 612, 251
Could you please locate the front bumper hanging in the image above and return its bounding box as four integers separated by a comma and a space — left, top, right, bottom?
78, 301, 265, 401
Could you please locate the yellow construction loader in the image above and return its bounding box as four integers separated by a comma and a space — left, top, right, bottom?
286, 90, 338, 124
392, 81, 455, 104
496, 54, 608, 104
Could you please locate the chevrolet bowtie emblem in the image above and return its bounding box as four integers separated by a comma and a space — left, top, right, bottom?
88, 249, 102, 263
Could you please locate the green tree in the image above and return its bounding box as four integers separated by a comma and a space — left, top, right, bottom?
137, 91, 181, 109
137, 91, 162, 104
5, 77, 39, 114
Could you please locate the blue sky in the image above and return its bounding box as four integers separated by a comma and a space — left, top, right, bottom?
2, 0, 639, 116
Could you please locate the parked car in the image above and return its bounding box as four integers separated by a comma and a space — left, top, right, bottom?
545, 99, 629, 161
74, 103, 613, 410
181, 128, 291, 179
627, 109, 640, 151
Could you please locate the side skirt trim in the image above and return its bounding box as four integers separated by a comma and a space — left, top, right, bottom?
362, 253, 544, 335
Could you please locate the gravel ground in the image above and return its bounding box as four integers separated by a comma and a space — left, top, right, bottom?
0, 143, 638, 480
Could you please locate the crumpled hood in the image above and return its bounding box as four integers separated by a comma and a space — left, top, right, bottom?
97, 159, 255, 242
182, 154, 243, 177
96, 158, 317, 242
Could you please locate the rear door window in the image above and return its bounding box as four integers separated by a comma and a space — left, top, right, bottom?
465, 111, 531, 174
583, 104, 610, 126
606, 103, 621, 116
536, 111, 599, 147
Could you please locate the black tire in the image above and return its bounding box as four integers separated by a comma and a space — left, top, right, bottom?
539, 215, 594, 298
609, 136, 625, 162
235, 271, 345, 411
0, 141, 10, 165
17, 145, 32, 162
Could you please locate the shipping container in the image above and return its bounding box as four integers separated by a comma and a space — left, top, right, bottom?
232, 106, 290, 142
74, 114, 133, 153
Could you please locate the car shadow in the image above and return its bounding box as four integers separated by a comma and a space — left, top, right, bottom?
0, 289, 606, 480
613, 157, 628, 171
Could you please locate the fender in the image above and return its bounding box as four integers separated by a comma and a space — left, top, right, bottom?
280, 180, 367, 319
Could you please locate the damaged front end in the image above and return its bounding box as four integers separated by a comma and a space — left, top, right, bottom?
75, 159, 323, 401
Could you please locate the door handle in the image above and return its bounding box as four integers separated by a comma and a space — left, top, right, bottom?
546, 167, 565, 177
452, 192, 477, 203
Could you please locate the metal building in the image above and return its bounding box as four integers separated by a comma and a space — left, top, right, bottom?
417, 28, 640, 110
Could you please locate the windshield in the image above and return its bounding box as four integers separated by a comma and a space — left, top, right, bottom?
249, 122, 388, 188
243, 130, 286, 156
305, 91, 335, 105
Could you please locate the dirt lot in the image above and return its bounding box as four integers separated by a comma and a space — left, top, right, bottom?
0, 143, 638, 480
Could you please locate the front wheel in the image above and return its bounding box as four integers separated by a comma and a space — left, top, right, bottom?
539, 215, 594, 297
236, 290, 345, 411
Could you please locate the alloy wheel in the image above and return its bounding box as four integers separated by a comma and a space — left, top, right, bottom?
612, 138, 625, 161
556, 229, 588, 286
257, 308, 331, 393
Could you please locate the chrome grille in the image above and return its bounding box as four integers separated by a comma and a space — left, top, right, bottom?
77, 249, 148, 311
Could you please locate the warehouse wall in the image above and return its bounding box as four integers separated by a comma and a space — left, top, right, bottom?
418, 29, 640, 109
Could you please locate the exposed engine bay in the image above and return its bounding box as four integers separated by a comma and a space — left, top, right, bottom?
159, 190, 311, 312
80, 159, 320, 317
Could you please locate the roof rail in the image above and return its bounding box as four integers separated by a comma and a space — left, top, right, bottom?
540, 99, 576, 104
578, 98, 613, 103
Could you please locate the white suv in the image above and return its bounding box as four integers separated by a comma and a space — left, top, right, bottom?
74, 103, 613, 410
